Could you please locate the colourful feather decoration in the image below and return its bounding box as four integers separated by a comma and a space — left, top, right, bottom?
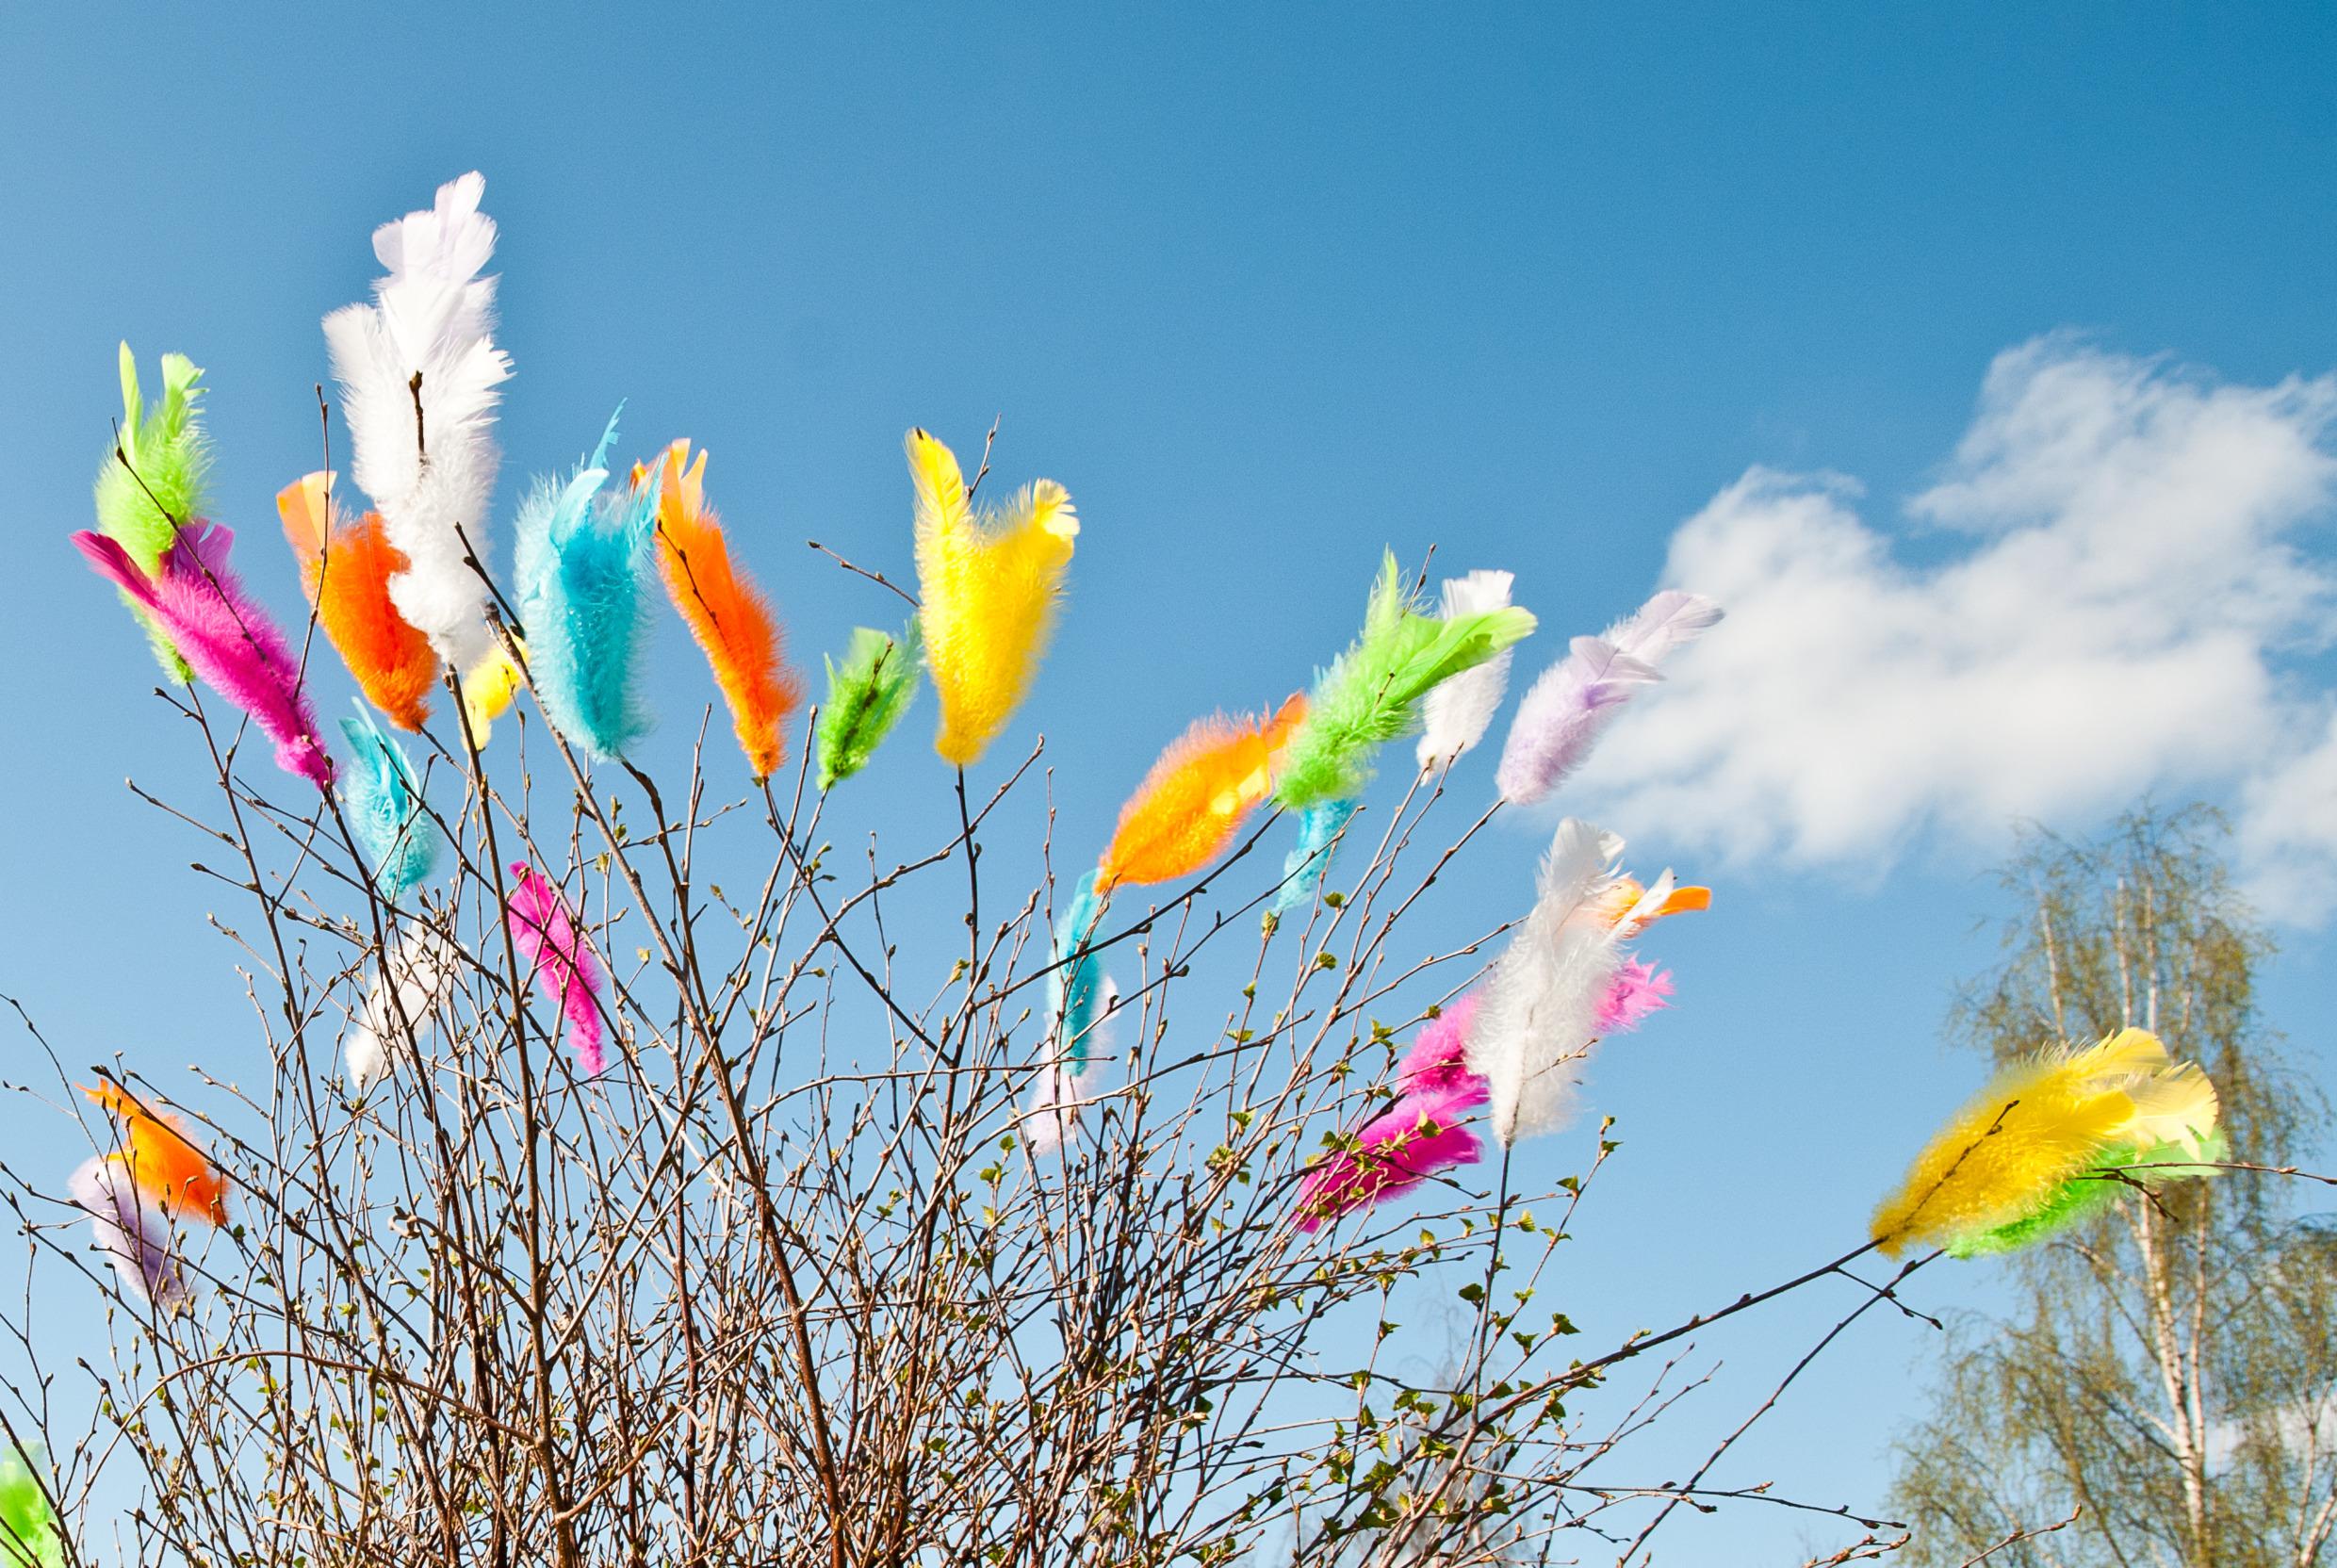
337, 705, 437, 899
458, 642, 524, 747
1098, 694, 1306, 890
512, 412, 659, 763
92, 344, 210, 680
654, 440, 801, 778
323, 172, 512, 671
1464, 822, 1706, 1146
73, 523, 335, 792
1593, 956, 1674, 1036
346, 921, 461, 1093
907, 428, 1079, 766
1871, 1028, 2220, 1258
82, 1083, 229, 1227
0, 1443, 65, 1568
506, 863, 607, 1075
1416, 569, 1520, 774
1275, 551, 1537, 811
1946, 1131, 2228, 1259
1495, 590, 1723, 806
816, 622, 922, 791
66, 1156, 189, 1315
1298, 995, 1492, 1229
276, 472, 439, 729
1026, 978, 1118, 1154
1049, 870, 1114, 1073
1271, 797, 1360, 916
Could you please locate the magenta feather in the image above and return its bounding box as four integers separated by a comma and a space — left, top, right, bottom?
505, 863, 607, 1075
1297, 995, 1491, 1230
73, 523, 334, 792
1594, 956, 1674, 1035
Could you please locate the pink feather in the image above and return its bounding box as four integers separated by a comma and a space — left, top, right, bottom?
505, 863, 607, 1075
1298, 996, 1492, 1231
74, 523, 334, 792
1594, 957, 1674, 1036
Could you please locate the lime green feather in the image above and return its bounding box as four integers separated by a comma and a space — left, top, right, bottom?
92, 343, 211, 680
1948, 1131, 2229, 1259
1274, 551, 1537, 809
0, 1444, 62, 1568
817, 620, 923, 790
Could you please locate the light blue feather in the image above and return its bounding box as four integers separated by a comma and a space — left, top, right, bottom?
1050, 869, 1113, 1070
1272, 798, 1359, 914
338, 705, 437, 899
513, 407, 659, 762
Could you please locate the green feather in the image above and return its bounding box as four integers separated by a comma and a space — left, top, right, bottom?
0, 1444, 63, 1568
816, 620, 923, 790
1949, 1131, 2229, 1259
1274, 551, 1536, 810
92, 343, 210, 681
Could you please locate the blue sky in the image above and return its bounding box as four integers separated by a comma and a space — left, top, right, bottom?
5, 4, 2336, 1560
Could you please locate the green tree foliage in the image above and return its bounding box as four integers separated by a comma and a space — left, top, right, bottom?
1891, 807, 2337, 1566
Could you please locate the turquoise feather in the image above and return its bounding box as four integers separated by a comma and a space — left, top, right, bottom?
1050, 869, 1113, 1070
338, 705, 437, 899
1272, 797, 1359, 914
514, 408, 659, 762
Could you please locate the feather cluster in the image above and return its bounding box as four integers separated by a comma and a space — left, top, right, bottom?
74, 522, 335, 792
1048, 871, 1115, 1073
1496, 590, 1722, 806
337, 707, 438, 900
323, 172, 513, 671
816, 622, 922, 791
1275, 551, 1536, 811
506, 864, 607, 1075
0, 1444, 63, 1568
1098, 695, 1306, 890
92, 344, 209, 680
277, 472, 439, 729
1416, 570, 1520, 774
1465, 821, 1708, 1146
1272, 798, 1360, 916
346, 921, 462, 1093
654, 441, 801, 778
1298, 996, 1491, 1229
82, 1083, 229, 1227
1871, 1028, 2221, 1259
512, 413, 659, 763
907, 429, 1079, 766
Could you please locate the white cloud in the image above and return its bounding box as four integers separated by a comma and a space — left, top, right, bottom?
1574, 336, 2337, 906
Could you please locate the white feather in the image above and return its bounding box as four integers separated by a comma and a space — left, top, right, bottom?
324, 172, 513, 670
1025, 977, 1118, 1153
1416, 569, 1520, 774
1465, 819, 1630, 1146
347, 922, 462, 1093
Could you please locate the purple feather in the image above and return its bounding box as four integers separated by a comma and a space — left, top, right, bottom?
74, 523, 335, 792
1495, 591, 1721, 807
68, 1156, 189, 1311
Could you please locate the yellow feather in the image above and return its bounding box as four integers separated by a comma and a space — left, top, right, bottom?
1872, 1041, 2146, 1256
2116, 1062, 2219, 1155
908, 431, 1079, 766
459, 642, 526, 747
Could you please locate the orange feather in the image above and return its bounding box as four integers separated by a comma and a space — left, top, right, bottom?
83, 1083, 229, 1226
653, 441, 801, 778
1099, 694, 1307, 890
276, 473, 439, 730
